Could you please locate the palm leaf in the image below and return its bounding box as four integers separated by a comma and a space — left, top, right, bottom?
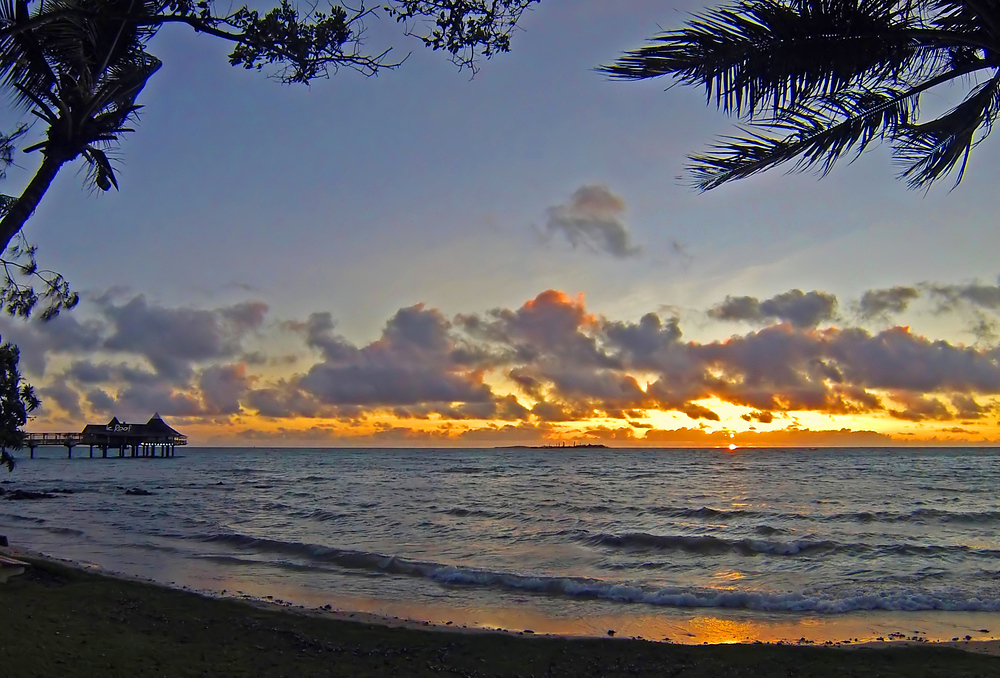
687, 61, 988, 188
688, 85, 920, 187
601, 0, 940, 116
894, 71, 1000, 186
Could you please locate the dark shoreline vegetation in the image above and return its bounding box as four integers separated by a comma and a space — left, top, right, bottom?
2, 558, 998, 677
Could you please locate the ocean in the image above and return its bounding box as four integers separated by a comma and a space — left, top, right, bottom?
3, 446, 999, 643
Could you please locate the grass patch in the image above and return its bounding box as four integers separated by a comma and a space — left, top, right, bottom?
1, 558, 998, 677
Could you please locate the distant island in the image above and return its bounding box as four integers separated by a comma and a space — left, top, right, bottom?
495, 443, 609, 449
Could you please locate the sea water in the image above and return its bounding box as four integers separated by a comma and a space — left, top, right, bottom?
3, 447, 998, 642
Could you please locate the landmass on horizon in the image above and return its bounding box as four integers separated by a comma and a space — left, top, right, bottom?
494, 443, 609, 449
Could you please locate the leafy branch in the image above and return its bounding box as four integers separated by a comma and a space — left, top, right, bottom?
0, 230, 78, 321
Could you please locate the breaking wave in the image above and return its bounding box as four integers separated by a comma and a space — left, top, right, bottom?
197, 531, 1000, 614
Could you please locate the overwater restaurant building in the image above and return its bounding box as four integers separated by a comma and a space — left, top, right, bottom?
79, 413, 187, 457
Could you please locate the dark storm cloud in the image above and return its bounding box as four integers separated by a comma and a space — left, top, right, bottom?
741, 410, 775, 424
462, 290, 617, 369
20, 281, 1000, 430
198, 364, 251, 415
296, 304, 494, 407
887, 393, 952, 422
0, 313, 103, 375
288, 312, 359, 362
459, 290, 1000, 423
603, 313, 682, 363
543, 185, 641, 258
950, 394, 990, 420
245, 384, 326, 418
38, 382, 83, 419
112, 382, 204, 419
925, 281, 1000, 311
857, 286, 920, 321
826, 326, 1000, 393
100, 296, 268, 381
64, 360, 162, 385
708, 289, 838, 328
393, 395, 531, 422
678, 402, 720, 421
85, 388, 116, 413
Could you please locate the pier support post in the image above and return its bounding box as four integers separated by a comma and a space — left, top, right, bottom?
29, 447, 34, 459
67, 446, 72, 459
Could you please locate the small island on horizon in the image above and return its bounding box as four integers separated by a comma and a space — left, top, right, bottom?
494, 442, 609, 449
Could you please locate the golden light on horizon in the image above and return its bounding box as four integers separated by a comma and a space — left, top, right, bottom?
728, 443, 738, 451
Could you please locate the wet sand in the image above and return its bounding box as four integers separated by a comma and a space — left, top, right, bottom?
4, 546, 998, 664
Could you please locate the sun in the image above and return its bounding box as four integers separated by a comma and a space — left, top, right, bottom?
728, 443, 738, 451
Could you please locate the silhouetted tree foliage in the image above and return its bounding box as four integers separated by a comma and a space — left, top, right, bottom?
0, 340, 38, 471
603, 0, 1000, 190
0, 0, 540, 317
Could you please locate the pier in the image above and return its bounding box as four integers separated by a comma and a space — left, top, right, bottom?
25, 413, 187, 459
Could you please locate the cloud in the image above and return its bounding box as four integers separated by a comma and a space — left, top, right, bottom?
199, 364, 251, 415
543, 185, 640, 258
887, 393, 952, 422
38, 382, 83, 419
296, 304, 494, 407
708, 289, 837, 328
17, 281, 1000, 443
950, 394, 991, 420
100, 296, 267, 381
86, 388, 116, 412
0, 314, 103, 376
857, 286, 920, 321
925, 281, 1000, 311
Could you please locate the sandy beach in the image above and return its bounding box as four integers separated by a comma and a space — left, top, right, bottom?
3, 547, 999, 677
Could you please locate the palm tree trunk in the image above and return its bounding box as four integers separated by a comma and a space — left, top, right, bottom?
0, 153, 67, 252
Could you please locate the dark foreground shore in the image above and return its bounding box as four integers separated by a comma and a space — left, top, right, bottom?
2, 557, 999, 678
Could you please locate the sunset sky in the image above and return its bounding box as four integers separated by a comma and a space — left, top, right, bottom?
2, 1, 999, 447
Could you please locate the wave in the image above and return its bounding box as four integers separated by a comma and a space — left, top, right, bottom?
440, 507, 511, 519
830, 508, 1000, 524
290, 508, 352, 522
584, 532, 839, 556
0, 512, 45, 523
649, 506, 765, 520
581, 531, 1000, 559
39, 526, 84, 537
561, 504, 1000, 525
195, 531, 1000, 614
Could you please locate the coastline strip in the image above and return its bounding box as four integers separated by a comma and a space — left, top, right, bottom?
1, 550, 999, 677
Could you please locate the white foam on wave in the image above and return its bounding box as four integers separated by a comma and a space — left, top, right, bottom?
202, 531, 1000, 614
427, 565, 1000, 613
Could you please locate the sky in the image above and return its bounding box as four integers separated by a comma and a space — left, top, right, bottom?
2, 1, 1000, 447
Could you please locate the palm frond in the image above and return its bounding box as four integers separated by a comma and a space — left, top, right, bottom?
82, 145, 118, 190
0, 0, 59, 109
687, 60, 990, 188
932, 0, 1000, 36
601, 0, 940, 116
689, 84, 923, 187
894, 71, 1000, 186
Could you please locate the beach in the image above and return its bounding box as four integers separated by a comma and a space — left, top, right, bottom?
3, 446, 1000, 669
2, 550, 999, 677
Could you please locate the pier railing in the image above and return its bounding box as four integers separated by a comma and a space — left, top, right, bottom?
24, 432, 188, 447
24, 433, 83, 447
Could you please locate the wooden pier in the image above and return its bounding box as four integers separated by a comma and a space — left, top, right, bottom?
25, 413, 187, 459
